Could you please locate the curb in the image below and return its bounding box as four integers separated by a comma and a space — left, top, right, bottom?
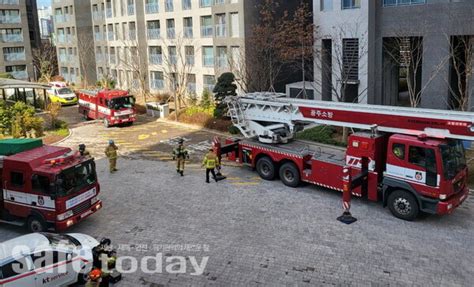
50, 127, 74, 145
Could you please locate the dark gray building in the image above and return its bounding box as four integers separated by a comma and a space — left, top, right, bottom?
305, 0, 473, 111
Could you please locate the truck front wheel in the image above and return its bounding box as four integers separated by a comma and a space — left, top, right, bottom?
27, 215, 46, 233
279, 162, 300, 187
387, 190, 419, 221
256, 157, 275, 180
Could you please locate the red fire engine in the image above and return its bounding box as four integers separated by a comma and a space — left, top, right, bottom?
78, 89, 136, 127
215, 93, 472, 220
0, 139, 102, 232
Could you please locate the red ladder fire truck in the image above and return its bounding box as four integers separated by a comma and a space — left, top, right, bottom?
0, 139, 102, 232
215, 92, 472, 220
78, 89, 136, 127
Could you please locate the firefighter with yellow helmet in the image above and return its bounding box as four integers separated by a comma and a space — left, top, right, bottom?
202, 148, 220, 183
173, 138, 189, 176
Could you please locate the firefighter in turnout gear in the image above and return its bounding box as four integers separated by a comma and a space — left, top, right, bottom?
79, 143, 90, 156
105, 140, 118, 173
173, 139, 189, 176
202, 148, 220, 183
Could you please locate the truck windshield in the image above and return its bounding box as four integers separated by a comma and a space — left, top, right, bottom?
108, 96, 134, 109
440, 140, 466, 180
56, 160, 97, 197
41, 232, 81, 247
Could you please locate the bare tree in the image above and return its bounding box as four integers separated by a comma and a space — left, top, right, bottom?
228, 46, 251, 93
383, 24, 450, 108
244, 0, 313, 92
32, 42, 58, 83
117, 38, 149, 103
445, 35, 473, 111
160, 34, 196, 119
313, 21, 369, 104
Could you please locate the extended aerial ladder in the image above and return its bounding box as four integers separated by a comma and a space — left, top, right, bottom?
226, 92, 474, 144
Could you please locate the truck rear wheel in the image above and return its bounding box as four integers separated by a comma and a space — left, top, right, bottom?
256, 157, 275, 180
279, 162, 300, 187
83, 110, 89, 120
387, 190, 419, 221
27, 215, 46, 233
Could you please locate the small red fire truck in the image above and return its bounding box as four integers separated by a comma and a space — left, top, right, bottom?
0, 139, 102, 232
216, 93, 472, 221
78, 89, 136, 127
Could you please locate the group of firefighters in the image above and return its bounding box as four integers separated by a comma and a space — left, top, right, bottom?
80, 137, 222, 180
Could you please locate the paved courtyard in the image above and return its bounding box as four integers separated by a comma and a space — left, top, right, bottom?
1, 112, 474, 286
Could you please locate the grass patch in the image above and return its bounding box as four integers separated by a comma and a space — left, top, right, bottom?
52, 128, 69, 137
296, 126, 346, 147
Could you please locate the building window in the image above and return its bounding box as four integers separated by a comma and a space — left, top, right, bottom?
202, 46, 214, 67
203, 75, 215, 91
182, 0, 191, 10
183, 17, 193, 38
342, 38, 359, 81
187, 74, 196, 93
166, 19, 175, 39
150, 71, 164, 89
342, 0, 360, 9
165, 0, 173, 12
201, 16, 213, 37
147, 20, 160, 39
185, 46, 194, 66
215, 14, 226, 37
321, 0, 333, 11
145, 0, 159, 14
230, 13, 239, 37
149, 46, 162, 65
383, 0, 425, 6
216, 46, 227, 68
200, 0, 213, 8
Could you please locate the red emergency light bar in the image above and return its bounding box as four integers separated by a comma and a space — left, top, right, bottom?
43, 152, 78, 166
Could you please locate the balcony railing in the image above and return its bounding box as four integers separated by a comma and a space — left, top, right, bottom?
147, 28, 160, 40
169, 55, 177, 65
107, 31, 114, 41
165, 1, 174, 12
151, 79, 164, 90
203, 55, 214, 67
167, 28, 175, 39
215, 24, 226, 37
149, 54, 162, 65
200, 0, 213, 8
182, 0, 192, 10
58, 54, 68, 63
184, 27, 193, 38
201, 26, 213, 37
185, 55, 194, 66
128, 30, 136, 41
95, 54, 104, 63
0, 15, 21, 24
204, 84, 215, 92
216, 56, 227, 68
54, 14, 68, 23
146, 3, 159, 14
127, 4, 135, 15
10, 70, 27, 79
94, 33, 103, 41
92, 11, 105, 21
109, 55, 116, 64
4, 52, 25, 62
1, 34, 23, 43
0, 0, 20, 4
57, 34, 66, 43
187, 83, 196, 93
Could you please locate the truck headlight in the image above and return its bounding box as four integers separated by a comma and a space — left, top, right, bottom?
57, 210, 74, 221
439, 194, 447, 200
91, 196, 99, 204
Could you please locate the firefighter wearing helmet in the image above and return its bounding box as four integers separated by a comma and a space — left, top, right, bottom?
172, 138, 189, 176
105, 140, 119, 173
79, 143, 90, 156
202, 147, 220, 183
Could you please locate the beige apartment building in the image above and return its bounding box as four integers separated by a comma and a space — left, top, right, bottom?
52, 0, 96, 85
0, 0, 37, 80
88, 0, 244, 96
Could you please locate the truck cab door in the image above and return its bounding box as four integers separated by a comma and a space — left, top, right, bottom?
4, 170, 29, 217
407, 146, 438, 187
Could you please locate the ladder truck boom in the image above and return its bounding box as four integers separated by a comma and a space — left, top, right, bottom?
219, 92, 470, 221
227, 92, 474, 143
